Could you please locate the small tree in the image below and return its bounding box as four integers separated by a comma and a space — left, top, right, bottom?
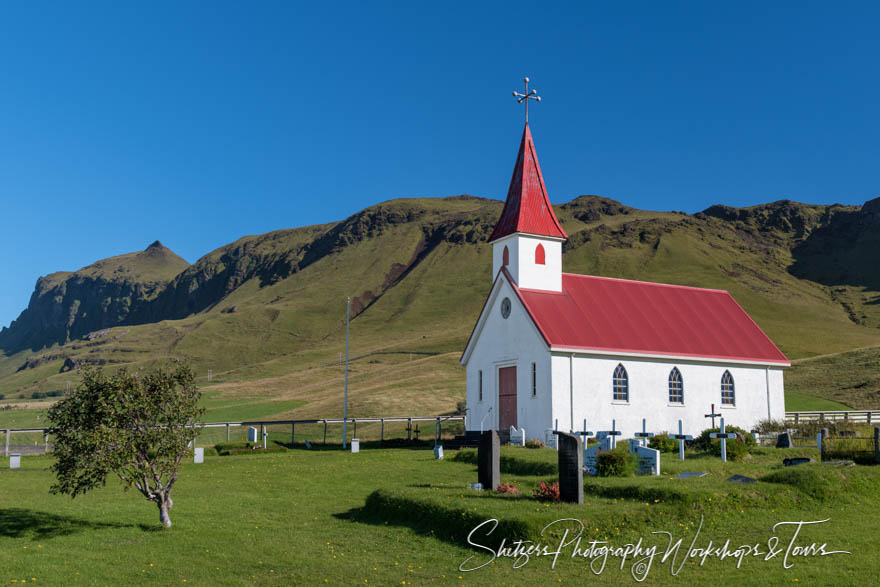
48, 362, 203, 528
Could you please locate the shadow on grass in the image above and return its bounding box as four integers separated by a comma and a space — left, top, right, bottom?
333, 489, 539, 547
0, 508, 153, 540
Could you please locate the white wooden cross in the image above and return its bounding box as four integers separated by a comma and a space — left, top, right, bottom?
577, 418, 595, 447
633, 418, 654, 447
671, 419, 693, 461
599, 419, 622, 449
709, 417, 736, 462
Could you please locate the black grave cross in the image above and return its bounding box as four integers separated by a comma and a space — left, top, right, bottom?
704, 403, 722, 428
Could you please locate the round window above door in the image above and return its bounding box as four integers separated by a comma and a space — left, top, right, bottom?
501, 297, 511, 319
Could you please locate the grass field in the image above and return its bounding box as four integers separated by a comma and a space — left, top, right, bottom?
1, 443, 878, 584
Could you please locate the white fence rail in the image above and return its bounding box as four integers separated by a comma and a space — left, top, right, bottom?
2, 415, 465, 456
785, 410, 880, 424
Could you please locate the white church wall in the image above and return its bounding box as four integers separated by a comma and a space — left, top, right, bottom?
491, 234, 562, 292
553, 352, 786, 439
464, 278, 552, 439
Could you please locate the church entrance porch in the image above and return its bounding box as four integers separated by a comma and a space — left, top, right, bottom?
498, 366, 517, 430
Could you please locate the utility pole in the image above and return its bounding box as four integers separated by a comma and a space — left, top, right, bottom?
343, 296, 350, 449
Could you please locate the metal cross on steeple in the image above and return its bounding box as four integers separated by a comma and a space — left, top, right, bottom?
512, 77, 541, 123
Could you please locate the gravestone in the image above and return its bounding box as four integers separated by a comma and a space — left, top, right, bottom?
351, 438, 360, 453
727, 474, 757, 484
554, 431, 583, 504
583, 435, 611, 476
676, 472, 707, 479
783, 457, 813, 467
434, 445, 444, 460
9, 453, 20, 469
193, 447, 204, 464
509, 426, 525, 446
838, 430, 861, 437
478, 430, 500, 491
628, 439, 660, 475
543, 429, 558, 450
875, 427, 880, 464
776, 432, 793, 448
248, 427, 259, 443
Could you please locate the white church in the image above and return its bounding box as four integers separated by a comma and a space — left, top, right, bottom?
460, 122, 789, 441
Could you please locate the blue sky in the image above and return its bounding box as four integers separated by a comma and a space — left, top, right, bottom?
1, 1, 878, 328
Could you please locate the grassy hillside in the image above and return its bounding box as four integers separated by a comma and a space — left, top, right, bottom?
1, 195, 878, 415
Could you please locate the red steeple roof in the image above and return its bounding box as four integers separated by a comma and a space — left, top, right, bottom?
488, 123, 568, 242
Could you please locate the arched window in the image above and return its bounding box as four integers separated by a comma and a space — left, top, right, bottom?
721, 370, 735, 405
613, 364, 629, 402
668, 367, 683, 403
502, 245, 509, 266
535, 243, 546, 265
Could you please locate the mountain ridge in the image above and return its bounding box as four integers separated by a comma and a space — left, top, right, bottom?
1, 194, 878, 408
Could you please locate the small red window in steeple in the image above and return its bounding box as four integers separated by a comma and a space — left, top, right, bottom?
535, 243, 545, 265
503, 246, 510, 266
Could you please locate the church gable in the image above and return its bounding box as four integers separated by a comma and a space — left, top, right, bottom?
460, 268, 549, 366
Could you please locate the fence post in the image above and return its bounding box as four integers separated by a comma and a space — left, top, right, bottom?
844, 412, 849, 423
353, 419, 357, 439
291, 423, 295, 444
407, 418, 413, 441
44, 431, 49, 454
816, 432, 822, 453
4, 430, 9, 457
437, 417, 442, 442
874, 427, 879, 464
323, 421, 327, 445
380, 419, 384, 445
794, 413, 799, 425
868, 412, 872, 425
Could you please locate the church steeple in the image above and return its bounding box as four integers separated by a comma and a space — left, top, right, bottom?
488, 123, 568, 243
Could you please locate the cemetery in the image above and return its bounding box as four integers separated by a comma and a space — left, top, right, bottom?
3, 415, 880, 583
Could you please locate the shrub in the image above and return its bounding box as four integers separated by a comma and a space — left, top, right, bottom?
524, 439, 546, 449
695, 425, 756, 451
596, 447, 638, 477
709, 437, 750, 461
533, 481, 560, 502
495, 482, 521, 495
0, 393, 5, 400
648, 434, 678, 453
755, 419, 786, 434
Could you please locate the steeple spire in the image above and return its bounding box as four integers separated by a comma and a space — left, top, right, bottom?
488, 123, 568, 243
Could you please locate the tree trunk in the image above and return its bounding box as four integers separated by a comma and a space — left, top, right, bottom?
158, 496, 173, 528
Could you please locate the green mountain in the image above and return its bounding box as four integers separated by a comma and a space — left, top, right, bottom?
1, 195, 878, 413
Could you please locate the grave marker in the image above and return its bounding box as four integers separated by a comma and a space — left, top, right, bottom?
434, 445, 444, 460
248, 427, 258, 443
727, 474, 757, 484
554, 431, 583, 504
351, 438, 360, 453
193, 447, 204, 464
597, 420, 622, 449
9, 453, 20, 469
584, 434, 612, 476
633, 418, 655, 447
676, 472, 707, 479
628, 439, 660, 475
704, 403, 721, 428
776, 432, 793, 448
478, 430, 500, 491
783, 457, 813, 467
671, 419, 693, 461
709, 417, 736, 462
509, 426, 525, 446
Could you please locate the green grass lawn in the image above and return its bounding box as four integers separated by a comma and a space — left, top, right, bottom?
784, 390, 852, 412
1, 443, 878, 584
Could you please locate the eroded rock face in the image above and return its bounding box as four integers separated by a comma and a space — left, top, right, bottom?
861, 196, 880, 225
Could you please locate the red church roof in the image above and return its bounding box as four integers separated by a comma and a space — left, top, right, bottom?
488, 124, 568, 242
510, 272, 789, 365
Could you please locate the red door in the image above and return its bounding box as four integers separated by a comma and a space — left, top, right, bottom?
498, 366, 517, 430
